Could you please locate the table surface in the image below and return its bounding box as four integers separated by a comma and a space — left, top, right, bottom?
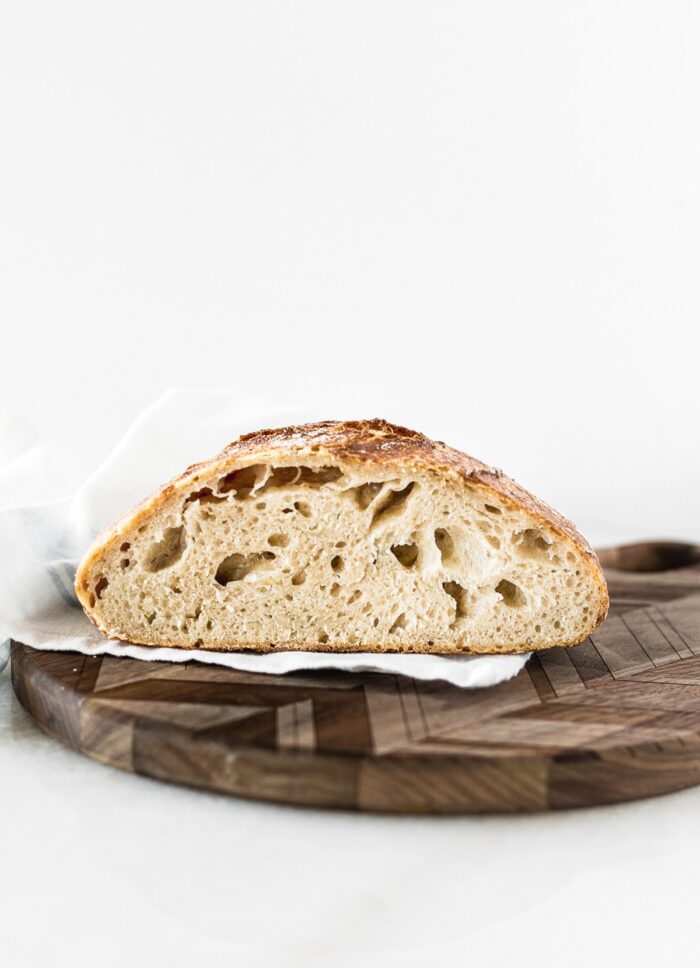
2, 1, 700, 964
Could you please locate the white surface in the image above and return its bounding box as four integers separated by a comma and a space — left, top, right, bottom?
1, 1, 699, 965
4, 661, 700, 968
0, 389, 529, 688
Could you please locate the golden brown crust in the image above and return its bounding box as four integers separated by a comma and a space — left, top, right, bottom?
75, 419, 609, 646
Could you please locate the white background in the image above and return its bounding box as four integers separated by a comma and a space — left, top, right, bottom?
1, 2, 700, 966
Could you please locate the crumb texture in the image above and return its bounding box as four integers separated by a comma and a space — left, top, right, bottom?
77, 430, 606, 655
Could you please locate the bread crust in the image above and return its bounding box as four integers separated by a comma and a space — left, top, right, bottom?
75, 419, 609, 648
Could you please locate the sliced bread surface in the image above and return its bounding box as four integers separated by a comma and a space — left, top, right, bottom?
75, 420, 608, 655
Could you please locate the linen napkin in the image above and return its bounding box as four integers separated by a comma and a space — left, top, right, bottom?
0, 389, 530, 687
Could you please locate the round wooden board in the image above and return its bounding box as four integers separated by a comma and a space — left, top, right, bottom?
11, 541, 700, 813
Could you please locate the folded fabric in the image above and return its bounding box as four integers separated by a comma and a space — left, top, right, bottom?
0, 388, 530, 687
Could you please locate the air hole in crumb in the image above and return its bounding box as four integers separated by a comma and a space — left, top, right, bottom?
217, 464, 266, 498
193, 638, 203, 648
215, 551, 275, 585
120, 559, 130, 569
554, 620, 561, 629
391, 542, 419, 568
336, 541, 346, 548
294, 501, 311, 517
484, 504, 502, 515
475, 519, 500, 549
144, 526, 186, 572
266, 466, 298, 487
434, 528, 456, 565
496, 579, 526, 608
347, 589, 362, 604
298, 466, 342, 485
253, 465, 342, 493
95, 576, 109, 599
373, 617, 379, 627
146, 611, 156, 625
331, 555, 344, 574
370, 482, 415, 528
268, 533, 289, 548
120, 542, 131, 552
389, 613, 407, 634
535, 624, 542, 633
318, 632, 329, 644
442, 581, 468, 620
330, 582, 341, 597
206, 619, 213, 630
350, 481, 385, 510
291, 569, 307, 586
256, 502, 266, 510
185, 487, 227, 505
512, 528, 552, 559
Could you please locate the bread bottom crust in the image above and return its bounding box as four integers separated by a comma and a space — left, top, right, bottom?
91, 625, 580, 657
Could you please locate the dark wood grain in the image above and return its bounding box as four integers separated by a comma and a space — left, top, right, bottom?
11, 541, 700, 813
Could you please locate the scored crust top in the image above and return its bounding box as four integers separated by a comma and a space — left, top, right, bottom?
76, 418, 609, 627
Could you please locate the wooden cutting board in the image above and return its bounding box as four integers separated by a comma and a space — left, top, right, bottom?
11, 541, 700, 813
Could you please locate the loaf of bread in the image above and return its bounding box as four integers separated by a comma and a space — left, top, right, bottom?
75, 420, 608, 655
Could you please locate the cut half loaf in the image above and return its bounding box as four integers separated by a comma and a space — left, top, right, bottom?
75, 420, 608, 655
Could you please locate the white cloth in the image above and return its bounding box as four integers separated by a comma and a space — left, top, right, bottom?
0, 389, 529, 687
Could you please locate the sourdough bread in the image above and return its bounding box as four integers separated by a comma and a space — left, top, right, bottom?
75, 420, 608, 654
